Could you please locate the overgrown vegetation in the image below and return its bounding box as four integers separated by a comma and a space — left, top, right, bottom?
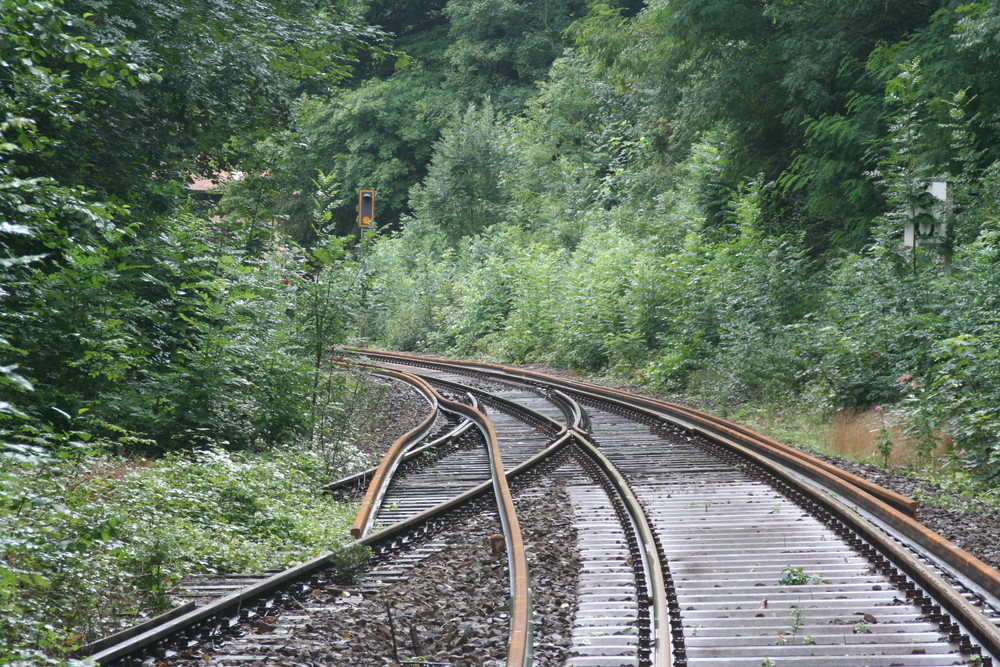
0, 447, 358, 663
8, 0, 1000, 661
353, 1, 1000, 488
1, 0, 383, 660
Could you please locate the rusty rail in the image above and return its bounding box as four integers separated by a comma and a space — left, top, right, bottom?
87, 427, 576, 666
344, 361, 535, 666
350, 368, 439, 538
433, 390, 534, 667
345, 347, 917, 515
323, 415, 474, 495
348, 347, 1000, 660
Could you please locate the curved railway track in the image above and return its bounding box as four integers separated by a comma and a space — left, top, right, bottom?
83, 350, 1000, 667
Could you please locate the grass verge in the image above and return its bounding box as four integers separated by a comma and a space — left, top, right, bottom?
0, 447, 358, 664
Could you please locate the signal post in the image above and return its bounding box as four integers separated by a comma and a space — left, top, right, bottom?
357, 190, 375, 339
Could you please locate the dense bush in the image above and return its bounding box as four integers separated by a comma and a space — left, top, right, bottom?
3, 215, 360, 451
362, 0, 1000, 484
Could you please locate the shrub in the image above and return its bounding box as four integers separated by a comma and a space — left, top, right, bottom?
0, 446, 356, 659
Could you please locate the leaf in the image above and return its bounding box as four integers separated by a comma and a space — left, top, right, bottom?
0, 401, 28, 418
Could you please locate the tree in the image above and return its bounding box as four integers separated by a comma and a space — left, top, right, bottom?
409, 103, 514, 241
9, 0, 383, 204
278, 66, 452, 240
594, 0, 944, 250
444, 0, 589, 113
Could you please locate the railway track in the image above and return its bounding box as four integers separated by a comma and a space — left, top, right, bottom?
82, 350, 1000, 667
358, 349, 1000, 666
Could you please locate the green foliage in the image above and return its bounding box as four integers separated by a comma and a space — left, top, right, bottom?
0, 0, 138, 142
410, 103, 514, 242
918, 330, 1000, 480
0, 0, 381, 215
366, 219, 455, 350
588, 0, 995, 249
0, 446, 357, 659
1, 0, 373, 449
444, 0, 589, 113
271, 68, 452, 240
247, 0, 592, 236
55, 0, 380, 200
15, 8, 1000, 662
327, 543, 372, 584
778, 566, 827, 586
873, 407, 895, 468
2, 208, 361, 450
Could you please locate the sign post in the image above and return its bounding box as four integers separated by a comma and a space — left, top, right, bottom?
903, 179, 951, 275
357, 190, 375, 339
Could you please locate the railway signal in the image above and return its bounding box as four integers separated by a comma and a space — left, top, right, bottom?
358, 189, 375, 229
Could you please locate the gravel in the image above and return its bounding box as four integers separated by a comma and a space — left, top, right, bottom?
199, 481, 580, 666
349, 375, 436, 458
293, 510, 511, 667
367, 378, 433, 445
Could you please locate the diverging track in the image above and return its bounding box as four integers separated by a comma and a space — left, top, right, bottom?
355, 349, 1000, 667
84, 350, 1000, 667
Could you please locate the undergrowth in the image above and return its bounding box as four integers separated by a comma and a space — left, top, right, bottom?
0, 446, 358, 663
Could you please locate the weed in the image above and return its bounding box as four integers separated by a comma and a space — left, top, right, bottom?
778, 566, 827, 585
328, 544, 372, 583
789, 604, 806, 640
873, 406, 895, 468
0, 447, 358, 658
770, 604, 807, 645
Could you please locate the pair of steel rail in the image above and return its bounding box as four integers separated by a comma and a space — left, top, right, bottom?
347, 362, 673, 665
347, 365, 536, 666
87, 362, 544, 665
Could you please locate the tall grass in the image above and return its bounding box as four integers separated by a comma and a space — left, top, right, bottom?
827, 408, 949, 466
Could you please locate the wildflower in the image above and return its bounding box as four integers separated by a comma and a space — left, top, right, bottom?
895, 374, 912, 385
873, 405, 883, 413
933, 257, 943, 265
910, 381, 918, 390
957, 449, 967, 457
